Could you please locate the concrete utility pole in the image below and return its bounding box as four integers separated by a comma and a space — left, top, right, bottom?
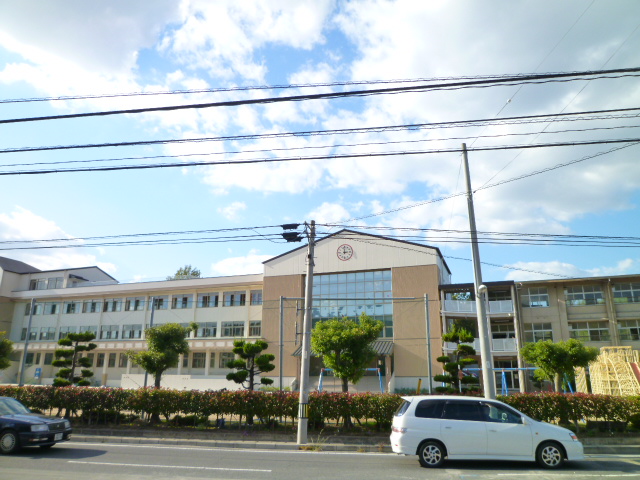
143, 296, 155, 388
461, 143, 496, 399
425, 294, 433, 394
297, 220, 315, 445
18, 298, 35, 387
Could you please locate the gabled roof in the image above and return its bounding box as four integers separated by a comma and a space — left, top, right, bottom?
264, 228, 451, 274
0, 256, 40, 274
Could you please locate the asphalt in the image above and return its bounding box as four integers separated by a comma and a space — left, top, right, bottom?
70, 428, 640, 455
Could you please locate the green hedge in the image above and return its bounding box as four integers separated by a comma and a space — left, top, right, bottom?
1, 386, 638, 429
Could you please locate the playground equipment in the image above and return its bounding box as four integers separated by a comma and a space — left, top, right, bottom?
578, 346, 640, 396
317, 368, 384, 393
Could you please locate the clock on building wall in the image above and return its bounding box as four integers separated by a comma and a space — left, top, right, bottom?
337, 244, 354, 261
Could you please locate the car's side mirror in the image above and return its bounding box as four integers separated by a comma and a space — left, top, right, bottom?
521, 417, 528, 426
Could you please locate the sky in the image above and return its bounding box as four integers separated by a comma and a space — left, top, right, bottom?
0, 0, 639, 285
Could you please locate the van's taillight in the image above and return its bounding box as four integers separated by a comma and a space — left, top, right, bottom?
391, 426, 407, 434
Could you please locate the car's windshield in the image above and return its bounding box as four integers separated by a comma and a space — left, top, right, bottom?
0, 398, 31, 415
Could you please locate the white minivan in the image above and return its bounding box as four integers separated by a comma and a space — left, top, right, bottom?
390, 395, 584, 469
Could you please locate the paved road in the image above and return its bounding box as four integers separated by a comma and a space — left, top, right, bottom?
2, 441, 640, 480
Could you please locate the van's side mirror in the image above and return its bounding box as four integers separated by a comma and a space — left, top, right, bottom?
521, 417, 529, 426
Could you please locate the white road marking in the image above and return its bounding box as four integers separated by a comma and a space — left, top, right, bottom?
68, 460, 271, 473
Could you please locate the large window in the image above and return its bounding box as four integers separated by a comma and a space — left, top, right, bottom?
79, 325, 98, 337
125, 297, 146, 311
312, 270, 393, 338
64, 301, 82, 314
192, 352, 206, 368
565, 285, 604, 306
122, 324, 142, 339
524, 323, 553, 343
195, 322, 217, 338
103, 298, 122, 312
150, 296, 168, 310
491, 323, 515, 339
223, 291, 246, 307
222, 321, 245, 337
619, 320, 640, 341
100, 325, 119, 340
21, 328, 37, 341
119, 353, 128, 368
613, 283, 640, 304
82, 300, 102, 313
29, 277, 63, 290
197, 293, 218, 308
39, 327, 56, 341
569, 321, 610, 342
172, 294, 193, 309
250, 290, 263, 306
43, 302, 60, 315
219, 352, 235, 369
521, 287, 549, 307
58, 326, 75, 340
249, 321, 261, 337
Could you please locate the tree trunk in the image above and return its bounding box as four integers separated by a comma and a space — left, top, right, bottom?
554, 373, 561, 392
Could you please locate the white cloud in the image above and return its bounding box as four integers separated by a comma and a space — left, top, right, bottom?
504, 258, 640, 281
307, 202, 351, 224
218, 201, 247, 221
0, 207, 115, 273
210, 250, 271, 276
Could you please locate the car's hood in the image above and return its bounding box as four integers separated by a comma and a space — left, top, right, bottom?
1, 413, 61, 425
527, 417, 576, 438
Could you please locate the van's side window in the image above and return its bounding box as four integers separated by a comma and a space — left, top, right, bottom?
442, 400, 483, 421
415, 400, 445, 418
480, 402, 522, 424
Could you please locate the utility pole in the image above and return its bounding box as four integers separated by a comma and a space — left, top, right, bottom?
461, 143, 496, 399
143, 296, 155, 388
18, 298, 35, 387
424, 294, 433, 394
297, 220, 315, 445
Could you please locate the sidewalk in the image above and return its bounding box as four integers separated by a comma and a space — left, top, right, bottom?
71, 427, 640, 455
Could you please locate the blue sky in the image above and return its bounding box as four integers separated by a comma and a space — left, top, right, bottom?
0, 0, 639, 285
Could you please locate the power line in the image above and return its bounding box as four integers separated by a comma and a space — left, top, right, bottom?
3, 106, 639, 155
1, 137, 639, 176
2, 67, 639, 125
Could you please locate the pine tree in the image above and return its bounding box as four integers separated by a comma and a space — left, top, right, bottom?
52, 331, 97, 386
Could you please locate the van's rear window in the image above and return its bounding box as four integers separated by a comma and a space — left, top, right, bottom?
394, 400, 411, 417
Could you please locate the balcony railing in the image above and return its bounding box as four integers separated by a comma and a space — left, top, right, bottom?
443, 299, 514, 314
444, 337, 517, 352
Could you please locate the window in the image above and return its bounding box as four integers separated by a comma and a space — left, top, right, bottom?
619, 320, 640, 341
108, 353, 116, 368
197, 293, 218, 308
192, 352, 206, 368
24, 303, 43, 316
96, 353, 105, 368
79, 326, 98, 337
39, 327, 56, 341
82, 300, 102, 313
312, 270, 394, 337
613, 283, 640, 304
21, 328, 37, 341
172, 294, 193, 309
195, 322, 217, 338
150, 296, 168, 310
480, 401, 521, 424
25, 352, 35, 365
44, 353, 54, 365
443, 401, 483, 421
521, 287, 549, 307
182, 353, 189, 368
250, 290, 263, 306
119, 353, 128, 368
44, 302, 60, 315
491, 323, 515, 339
524, 323, 553, 343
415, 400, 445, 418
222, 321, 245, 337
219, 352, 235, 368
122, 324, 142, 339
223, 291, 246, 307
569, 321, 611, 342
29, 278, 47, 291
565, 285, 604, 306
64, 301, 82, 314
103, 298, 122, 312
125, 297, 146, 311
249, 321, 261, 337
100, 325, 119, 340
85, 353, 94, 367
58, 327, 76, 340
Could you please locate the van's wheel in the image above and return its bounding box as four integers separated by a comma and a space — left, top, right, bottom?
418, 440, 445, 468
536, 441, 565, 469
0, 430, 20, 454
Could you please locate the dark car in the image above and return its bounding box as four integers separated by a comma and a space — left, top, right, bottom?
0, 396, 72, 454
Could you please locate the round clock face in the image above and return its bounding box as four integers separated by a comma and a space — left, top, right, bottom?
337, 244, 354, 261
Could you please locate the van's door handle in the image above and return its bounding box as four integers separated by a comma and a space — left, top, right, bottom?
444, 426, 452, 429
